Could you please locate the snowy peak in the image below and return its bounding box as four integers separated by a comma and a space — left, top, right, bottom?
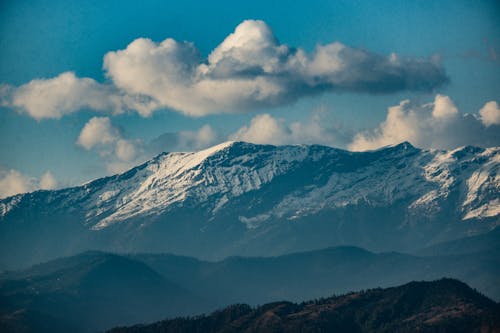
86, 141, 313, 229
158, 141, 237, 174
0, 141, 499, 266
0, 142, 499, 233
375, 141, 417, 152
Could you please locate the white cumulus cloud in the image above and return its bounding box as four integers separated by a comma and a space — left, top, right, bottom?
479, 101, 500, 127
349, 95, 500, 151
77, 117, 142, 174
229, 114, 289, 144
2, 20, 448, 119
229, 110, 348, 146
0, 170, 35, 199
103, 20, 447, 117
432, 94, 458, 119
77, 117, 122, 150
1, 72, 158, 120
0, 169, 59, 199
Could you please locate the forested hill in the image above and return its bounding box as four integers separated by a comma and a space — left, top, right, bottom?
109, 279, 500, 333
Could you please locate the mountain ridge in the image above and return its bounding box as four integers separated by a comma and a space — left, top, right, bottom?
1, 243, 499, 332
0, 141, 498, 269
107, 278, 500, 333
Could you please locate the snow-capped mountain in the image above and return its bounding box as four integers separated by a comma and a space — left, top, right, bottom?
0, 141, 499, 269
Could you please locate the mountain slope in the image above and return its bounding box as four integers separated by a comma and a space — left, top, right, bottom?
1, 246, 499, 332
0, 141, 499, 268
108, 279, 500, 333
132, 245, 500, 304
0, 252, 207, 333
418, 226, 500, 256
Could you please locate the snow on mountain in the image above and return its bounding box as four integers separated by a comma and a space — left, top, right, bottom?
0, 141, 498, 268
1, 141, 499, 227
83, 141, 314, 229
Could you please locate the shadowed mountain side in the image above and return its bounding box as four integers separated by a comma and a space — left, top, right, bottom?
108, 279, 500, 333
1, 142, 498, 269
0, 252, 208, 333
417, 226, 500, 256
131, 246, 500, 305
1, 245, 499, 332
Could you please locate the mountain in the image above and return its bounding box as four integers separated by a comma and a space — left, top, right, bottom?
108, 279, 500, 333
0, 252, 207, 333
1, 141, 499, 269
1, 244, 499, 332
418, 226, 500, 256
130, 242, 500, 304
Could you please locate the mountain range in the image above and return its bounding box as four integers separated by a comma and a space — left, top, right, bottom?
0, 141, 499, 270
1, 227, 499, 332
0, 141, 499, 269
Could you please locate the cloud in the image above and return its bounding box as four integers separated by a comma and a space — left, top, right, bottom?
78, 96, 499, 178
39, 171, 58, 190
432, 94, 458, 118
147, 125, 220, 153
75, 117, 223, 174
103, 20, 447, 116
0, 170, 35, 199
77, 117, 222, 174
2, 20, 448, 119
229, 110, 349, 146
349, 96, 500, 151
77, 117, 141, 173
77, 116, 122, 150
229, 114, 288, 144
115, 139, 137, 162
1, 72, 158, 120
0, 169, 58, 199
147, 110, 348, 156
479, 101, 500, 127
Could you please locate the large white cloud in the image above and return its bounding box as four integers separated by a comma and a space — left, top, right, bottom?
2, 20, 447, 119
1, 72, 158, 120
349, 96, 500, 151
0, 169, 58, 199
103, 20, 447, 116
11, 72, 117, 120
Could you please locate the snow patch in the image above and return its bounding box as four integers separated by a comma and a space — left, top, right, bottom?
463, 199, 500, 220
239, 214, 270, 229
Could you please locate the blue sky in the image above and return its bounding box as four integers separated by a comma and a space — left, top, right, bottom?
0, 0, 499, 196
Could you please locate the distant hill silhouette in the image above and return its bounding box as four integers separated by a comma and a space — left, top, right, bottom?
0, 252, 206, 333
1, 242, 499, 332
418, 226, 500, 256
131, 243, 500, 304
